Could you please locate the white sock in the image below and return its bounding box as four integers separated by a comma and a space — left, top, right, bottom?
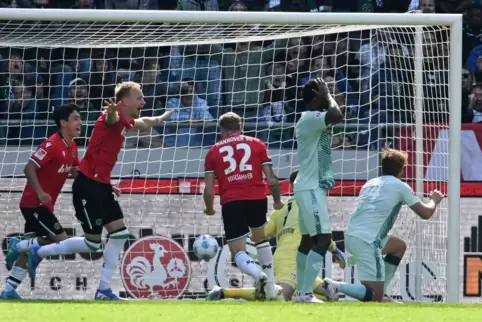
16, 238, 39, 252
234, 251, 262, 281
98, 229, 128, 291
3, 266, 28, 292
37, 237, 100, 258
256, 241, 274, 284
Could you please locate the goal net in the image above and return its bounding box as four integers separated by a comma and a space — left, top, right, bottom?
0, 9, 461, 302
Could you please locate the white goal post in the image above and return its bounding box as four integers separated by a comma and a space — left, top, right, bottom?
0, 9, 462, 303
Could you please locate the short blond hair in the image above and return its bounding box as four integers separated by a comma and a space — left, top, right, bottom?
219, 112, 242, 132
381, 147, 408, 177
115, 81, 141, 102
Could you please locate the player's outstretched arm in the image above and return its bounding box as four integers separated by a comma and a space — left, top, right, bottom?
262, 165, 283, 210
203, 172, 216, 216
410, 190, 444, 220
103, 99, 120, 126
24, 160, 51, 204
133, 110, 173, 131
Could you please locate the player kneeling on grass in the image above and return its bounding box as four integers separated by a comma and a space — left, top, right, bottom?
324, 148, 444, 302
1, 104, 82, 300
25, 82, 172, 300
206, 170, 346, 302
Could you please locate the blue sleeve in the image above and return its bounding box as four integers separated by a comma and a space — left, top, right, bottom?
466, 45, 482, 72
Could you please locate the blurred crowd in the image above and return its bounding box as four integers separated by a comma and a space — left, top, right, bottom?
0, 0, 481, 150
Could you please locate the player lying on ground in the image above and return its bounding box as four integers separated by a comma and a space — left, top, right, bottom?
292, 77, 344, 303
1, 104, 82, 300
206, 170, 346, 302
324, 148, 444, 302
203, 112, 284, 300
26, 81, 172, 300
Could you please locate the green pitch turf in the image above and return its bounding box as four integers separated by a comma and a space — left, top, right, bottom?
1, 301, 481, 322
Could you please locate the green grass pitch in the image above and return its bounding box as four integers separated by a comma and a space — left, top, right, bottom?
1, 301, 481, 322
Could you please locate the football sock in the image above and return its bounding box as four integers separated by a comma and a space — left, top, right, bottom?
37, 237, 100, 258
301, 249, 324, 293
98, 229, 129, 291
295, 251, 307, 292
383, 254, 402, 294
4, 266, 28, 292
337, 282, 371, 301
16, 238, 39, 252
328, 240, 337, 252
234, 251, 261, 280
255, 241, 274, 283
223, 288, 257, 301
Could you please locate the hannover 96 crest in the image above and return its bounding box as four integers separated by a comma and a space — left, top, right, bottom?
120, 236, 191, 299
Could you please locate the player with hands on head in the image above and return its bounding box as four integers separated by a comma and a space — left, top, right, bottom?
323, 148, 445, 302
291, 77, 343, 303
1, 104, 82, 300
203, 112, 283, 300
206, 170, 346, 302
27, 82, 171, 301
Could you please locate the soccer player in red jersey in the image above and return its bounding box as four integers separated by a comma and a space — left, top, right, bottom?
1, 104, 82, 300
203, 112, 284, 300
28, 81, 172, 300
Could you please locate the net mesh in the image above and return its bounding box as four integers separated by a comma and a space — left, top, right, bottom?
0, 17, 451, 301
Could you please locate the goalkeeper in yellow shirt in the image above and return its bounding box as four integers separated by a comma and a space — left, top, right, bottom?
206, 170, 346, 301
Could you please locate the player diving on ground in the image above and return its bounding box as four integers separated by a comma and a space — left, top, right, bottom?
206, 170, 346, 302
324, 147, 444, 302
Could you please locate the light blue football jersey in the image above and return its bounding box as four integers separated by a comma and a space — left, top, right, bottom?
346, 175, 422, 243
293, 111, 334, 192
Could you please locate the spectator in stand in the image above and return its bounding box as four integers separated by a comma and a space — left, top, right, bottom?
169, 0, 222, 115
260, 61, 292, 147
164, 78, 214, 148
101, 0, 159, 9
460, 2, 482, 62
462, 68, 476, 123
422, 32, 449, 123
300, 56, 352, 96
5, 77, 48, 144
467, 45, 482, 80
279, 0, 333, 12
125, 58, 166, 148
469, 84, 482, 123
88, 51, 116, 111
67, 78, 97, 140
355, 30, 410, 92
177, 0, 218, 10
417, 0, 435, 13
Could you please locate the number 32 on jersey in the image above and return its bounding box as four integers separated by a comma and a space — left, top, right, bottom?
219, 143, 252, 175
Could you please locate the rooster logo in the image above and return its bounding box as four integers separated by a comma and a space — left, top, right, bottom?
121, 236, 191, 299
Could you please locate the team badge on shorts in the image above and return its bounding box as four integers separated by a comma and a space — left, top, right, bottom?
120, 236, 191, 299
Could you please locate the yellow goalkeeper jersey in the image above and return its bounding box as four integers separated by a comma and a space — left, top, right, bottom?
264, 197, 300, 268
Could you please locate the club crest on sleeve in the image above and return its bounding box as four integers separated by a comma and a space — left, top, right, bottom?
34, 148, 47, 160
120, 236, 191, 299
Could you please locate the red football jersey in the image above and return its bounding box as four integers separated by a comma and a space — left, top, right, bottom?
78, 111, 135, 184
20, 133, 80, 212
204, 134, 272, 205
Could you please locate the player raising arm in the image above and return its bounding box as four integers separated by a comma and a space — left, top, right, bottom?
203, 112, 283, 300
1, 104, 82, 300
324, 148, 444, 302
292, 77, 343, 303
206, 170, 346, 302
27, 81, 172, 300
